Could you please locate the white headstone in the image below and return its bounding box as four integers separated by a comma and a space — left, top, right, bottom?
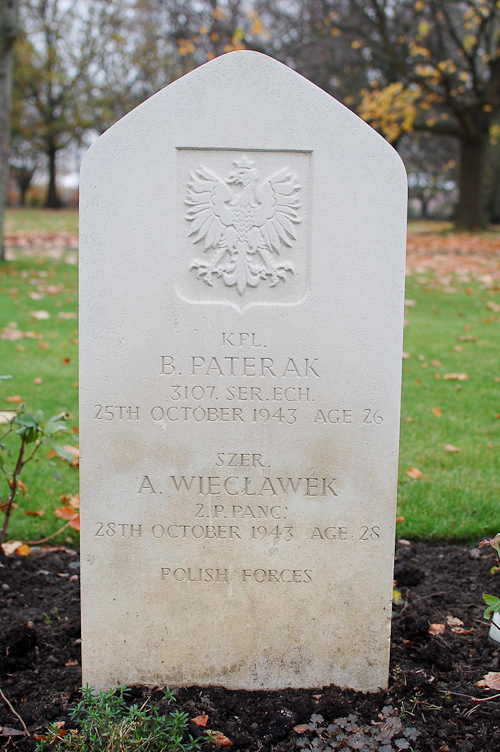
79, 51, 407, 692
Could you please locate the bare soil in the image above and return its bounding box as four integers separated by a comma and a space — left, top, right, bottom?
1, 542, 500, 751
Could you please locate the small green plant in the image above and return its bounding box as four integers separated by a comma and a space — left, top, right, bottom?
36, 685, 200, 752
0, 375, 72, 551
295, 707, 420, 751
480, 533, 500, 619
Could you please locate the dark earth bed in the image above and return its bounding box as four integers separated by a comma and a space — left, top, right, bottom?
1, 542, 500, 752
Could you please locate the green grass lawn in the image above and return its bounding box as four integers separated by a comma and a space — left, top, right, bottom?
1, 228, 79, 546
5, 208, 79, 234
1, 211, 499, 544
398, 274, 500, 541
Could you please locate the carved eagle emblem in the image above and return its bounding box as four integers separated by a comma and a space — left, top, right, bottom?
185, 155, 302, 295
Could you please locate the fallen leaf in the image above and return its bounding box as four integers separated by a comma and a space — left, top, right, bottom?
418, 354, 426, 361
63, 445, 79, 466
459, 335, 476, 342
446, 615, 464, 628
0, 728, 25, 737
444, 444, 460, 452
33, 377, 43, 384
406, 467, 423, 479
429, 623, 446, 636
432, 407, 442, 418
17, 544, 30, 556
452, 345, 463, 352
69, 493, 80, 509
487, 301, 500, 312
405, 299, 417, 307
476, 672, 500, 690
5, 395, 22, 404
69, 515, 80, 532
207, 731, 232, 747
58, 312, 77, 319
402, 351, 410, 359
31, 310, 51, 320
69, 338, 78, 345
294, 725, 309, 734
192, 715, 209, 728
444, 373, 468, 380
1, 327, 23, 341
431, 360, 442, 367
398, 539, 411, 546
38, 340, 50, 349
452, 626, 474, 635
396, 516, 405, 523
24, 510, 43, 516
62, 358, 71, 365
28, 292, 45, 300
40, 285, 63, 295
55, 506, 79, 521
1, 540, 23, 555
313, 694, 322, 699
405, 417, 414, 422
392, 589, 403, 605
65, 659, 79, 667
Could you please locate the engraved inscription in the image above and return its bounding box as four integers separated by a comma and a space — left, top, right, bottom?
186, 156, 301, 295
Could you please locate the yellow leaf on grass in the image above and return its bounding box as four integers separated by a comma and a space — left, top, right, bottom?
476, 672, 500, 690
5, 395, 22, 404
444, 444, 460, 452
432, 407, 442, 417
444, 373, 468, 380
406, 467, 423, 479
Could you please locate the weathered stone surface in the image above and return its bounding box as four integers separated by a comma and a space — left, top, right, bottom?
79, 51, 407, 692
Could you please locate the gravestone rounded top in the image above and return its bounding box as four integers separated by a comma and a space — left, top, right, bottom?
79, 50, 407, 692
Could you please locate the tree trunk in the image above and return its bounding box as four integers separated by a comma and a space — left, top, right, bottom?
45, 143, 61, 208
455, 134, 488, 231
0, 0, 19, 262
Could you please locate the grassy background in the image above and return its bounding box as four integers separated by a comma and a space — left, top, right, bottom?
1, 210, 79, 546
399, 274, 500, 540
1, 209, 499, 544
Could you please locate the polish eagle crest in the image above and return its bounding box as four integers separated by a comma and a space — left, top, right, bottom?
185, 155, 302, 295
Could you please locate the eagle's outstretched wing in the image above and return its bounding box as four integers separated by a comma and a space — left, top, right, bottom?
185, 166, 233, 250
253, 168, 301, 254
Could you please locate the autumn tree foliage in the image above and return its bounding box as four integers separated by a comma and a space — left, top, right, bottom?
331, 0, 500, 230
258, 0, 500, 229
